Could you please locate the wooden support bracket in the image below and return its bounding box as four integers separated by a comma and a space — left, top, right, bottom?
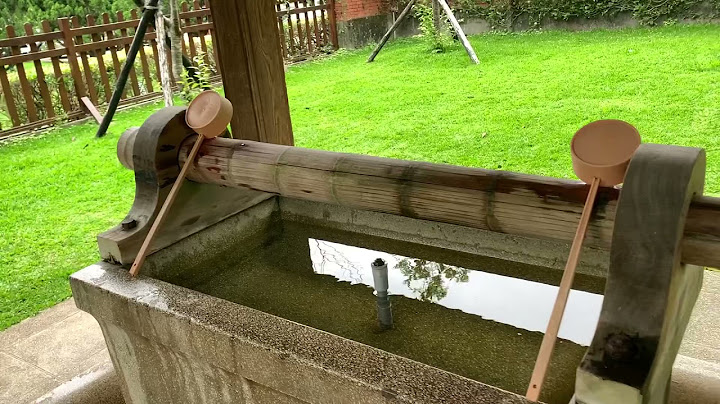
98, 107, 272, 265
576, 144, 706, 404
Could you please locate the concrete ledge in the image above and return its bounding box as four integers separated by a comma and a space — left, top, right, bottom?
670, 355, 720, 404
34, 362, 123, 404
280, 197, 608, 292
71, 262, 532, 404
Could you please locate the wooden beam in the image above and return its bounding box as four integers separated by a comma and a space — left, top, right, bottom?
81, 97, 103, 124
209, 0, 293, 145
174, 137, 720, 269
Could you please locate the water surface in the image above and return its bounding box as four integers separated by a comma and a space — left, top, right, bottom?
309, 239, 603, 346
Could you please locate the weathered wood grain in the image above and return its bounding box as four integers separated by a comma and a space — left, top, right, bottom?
176, 137, 720, 269
577, 144, 706, 403
208, 0, 293, 145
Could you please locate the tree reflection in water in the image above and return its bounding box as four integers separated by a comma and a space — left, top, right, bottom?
312, 239, 364, 283
310, 240, 470, 303
395, 258, 470, 302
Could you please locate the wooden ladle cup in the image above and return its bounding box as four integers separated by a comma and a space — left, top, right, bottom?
526, 119, 641, 402
129, 91, 233, 277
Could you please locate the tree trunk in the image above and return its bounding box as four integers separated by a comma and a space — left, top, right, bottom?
169, 0, 184, 92
155, 3, 173, 106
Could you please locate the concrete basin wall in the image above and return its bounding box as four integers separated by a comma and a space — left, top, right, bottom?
71, 261, 533, 404
70, 195, 720, 403
73, 197, 551, 403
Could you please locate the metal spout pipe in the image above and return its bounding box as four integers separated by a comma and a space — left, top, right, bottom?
371, 258, 393, 330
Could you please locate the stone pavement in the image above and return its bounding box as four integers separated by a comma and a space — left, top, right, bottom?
1, 272, 719, 404
0, 298, 121, 404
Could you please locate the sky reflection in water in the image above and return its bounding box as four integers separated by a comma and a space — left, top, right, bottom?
309, 238, 603, 346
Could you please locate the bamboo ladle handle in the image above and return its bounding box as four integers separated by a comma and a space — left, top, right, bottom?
525, 176, 600, 401
129, 91, 233, 277
525, 119, 640, 402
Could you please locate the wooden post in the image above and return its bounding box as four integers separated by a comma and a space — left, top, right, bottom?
0, 59, 20, 127
327, 0, 339, 49
436, 0, 479, 64
209, 0, 293, 145
42, 20, 71, 114
131, 9, 155, 94
71, 16, 99, 104
24, 23, 54, 119
576, 145, 706, 404
156, 5, 174, 107
6, 25, 38, 122
86, 15, 113, 103
367, 0, 417, 63
58, 17, 88, 100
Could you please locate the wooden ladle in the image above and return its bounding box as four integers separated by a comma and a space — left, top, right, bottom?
526, 120, 641, 402
129, 91, 233, 277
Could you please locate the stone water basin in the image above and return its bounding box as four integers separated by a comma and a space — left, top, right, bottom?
73, 198, 610, 403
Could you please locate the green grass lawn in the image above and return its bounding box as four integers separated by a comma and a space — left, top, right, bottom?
1, 24, 720, 330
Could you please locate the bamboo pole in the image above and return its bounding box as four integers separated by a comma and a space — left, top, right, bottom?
166, 137, 720, 270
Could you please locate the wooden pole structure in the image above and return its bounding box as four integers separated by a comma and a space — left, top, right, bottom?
436, 0, 479, 64
209, 0, 294, 145
367, 0, 417, 63
368, 0, 479, 64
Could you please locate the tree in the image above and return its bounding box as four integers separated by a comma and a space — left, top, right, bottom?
0, 0, 136, 34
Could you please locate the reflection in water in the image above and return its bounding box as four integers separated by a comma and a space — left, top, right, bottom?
310, 239, 603, 346
396, 258, 470, 303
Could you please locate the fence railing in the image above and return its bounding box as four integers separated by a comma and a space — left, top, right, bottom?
0, 0, 337, 139
276, 0, 338, 62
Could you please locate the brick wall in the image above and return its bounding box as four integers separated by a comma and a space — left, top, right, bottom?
334, 0, 389, 22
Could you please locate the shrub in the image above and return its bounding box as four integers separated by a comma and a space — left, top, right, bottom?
415, 1, 454, 53
455, 0, 720, 30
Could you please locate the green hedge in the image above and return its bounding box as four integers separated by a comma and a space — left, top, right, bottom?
455, 0, 720, 29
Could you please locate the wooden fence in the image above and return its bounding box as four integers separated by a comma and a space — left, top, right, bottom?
276, 0, 338, 62
0, 0, 337, 139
